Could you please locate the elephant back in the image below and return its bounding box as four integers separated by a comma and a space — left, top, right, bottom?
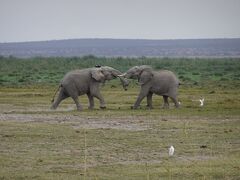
62, 69, 91, 86
155, 70, 179, 86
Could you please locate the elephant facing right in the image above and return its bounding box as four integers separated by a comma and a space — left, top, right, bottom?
120, 65, 180, 109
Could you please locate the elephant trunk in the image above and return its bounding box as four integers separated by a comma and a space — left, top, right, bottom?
111, 69, 122, 77
110, 69, 129, 91
118, 76, 129, 91
101, 66, 129, 90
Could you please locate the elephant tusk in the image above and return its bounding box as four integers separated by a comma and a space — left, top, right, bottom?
117, 73, 126, 77
136, 82, 144, 86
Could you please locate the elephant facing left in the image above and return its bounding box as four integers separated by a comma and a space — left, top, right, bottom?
51, 66, 129, 111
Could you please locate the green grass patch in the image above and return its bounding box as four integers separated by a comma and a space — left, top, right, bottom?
1, 57, 240, 87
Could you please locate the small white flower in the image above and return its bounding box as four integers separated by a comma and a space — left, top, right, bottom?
169, 146, 174, 156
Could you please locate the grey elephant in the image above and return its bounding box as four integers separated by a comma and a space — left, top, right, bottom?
120, 65, 180, 109
51, 66, 129, 111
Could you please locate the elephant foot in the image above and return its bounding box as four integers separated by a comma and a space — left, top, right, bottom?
146, 105, 153, 109
162, 104, 169, 109
77, 106, 83, 111
131, 106, 138, 110
88, 106, 94, 110
50, 106, 56, 110
100, 106, 106, 109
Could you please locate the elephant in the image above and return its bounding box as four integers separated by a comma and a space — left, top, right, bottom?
51, 66, 129, 111
120, 65, 180, 109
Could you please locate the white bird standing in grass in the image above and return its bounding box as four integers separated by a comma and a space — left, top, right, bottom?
199, 98, 205, 107
168, 146, 174, 156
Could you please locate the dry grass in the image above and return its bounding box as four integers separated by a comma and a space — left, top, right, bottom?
0, 84, 240, 179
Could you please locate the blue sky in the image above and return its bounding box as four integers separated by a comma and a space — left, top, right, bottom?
0, 0, 240, 42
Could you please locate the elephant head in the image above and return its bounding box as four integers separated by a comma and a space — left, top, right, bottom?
91, 66, 129, 90
91, 68, 105, 82
120, 65, 153, 85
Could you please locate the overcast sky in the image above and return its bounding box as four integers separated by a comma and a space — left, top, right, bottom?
0, 0, 240, 42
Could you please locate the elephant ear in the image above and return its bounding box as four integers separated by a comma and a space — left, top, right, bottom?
139, 69, 153, 85
91, 68, 105, 82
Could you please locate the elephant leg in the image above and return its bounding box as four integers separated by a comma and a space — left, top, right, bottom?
72, 96, 83, 111
147, 92, 153, 109
90, 87, 106, 109
94, 93, 106, 109
163, 95, 169, 109
87, 93, 94, 109
51, 89, 68, 110
133, 86, 149, 109
170, 96, 179, 108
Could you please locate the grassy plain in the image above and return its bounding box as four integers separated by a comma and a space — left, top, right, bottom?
0, 57, 240, 179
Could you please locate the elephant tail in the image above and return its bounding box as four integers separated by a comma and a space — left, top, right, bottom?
51, 84, 62, 103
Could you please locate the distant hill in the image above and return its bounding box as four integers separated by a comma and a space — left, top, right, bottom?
0, 38, 240, 58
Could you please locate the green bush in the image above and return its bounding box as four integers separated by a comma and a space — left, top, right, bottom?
192, 72, 200, 75
214, 72, 223, 76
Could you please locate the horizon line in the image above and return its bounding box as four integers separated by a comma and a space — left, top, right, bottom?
1, 37, 240, 44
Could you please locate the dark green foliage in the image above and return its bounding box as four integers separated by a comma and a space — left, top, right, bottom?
0, 56, 239, 87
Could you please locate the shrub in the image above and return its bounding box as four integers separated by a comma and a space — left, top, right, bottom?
192, 72, 200, 75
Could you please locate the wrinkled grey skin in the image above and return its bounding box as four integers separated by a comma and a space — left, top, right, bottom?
121, 65, 180, 109
51, 66, 129, 111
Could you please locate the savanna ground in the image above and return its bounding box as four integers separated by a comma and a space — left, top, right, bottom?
0, 57, 240, 179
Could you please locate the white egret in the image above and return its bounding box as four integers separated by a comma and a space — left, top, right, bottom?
168, 146, 174, 156
199, 98, 205, 107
